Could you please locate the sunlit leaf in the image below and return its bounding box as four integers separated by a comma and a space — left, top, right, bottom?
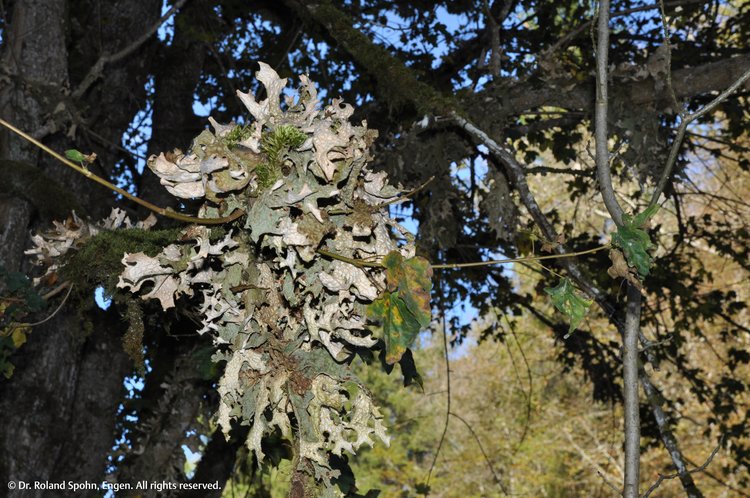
11, 326, 28, 348
382, 251, 432, 328
65, 149, 87, 163
544, 278, 593, 335
367, 291, 423, 365
611, 205, 659, 277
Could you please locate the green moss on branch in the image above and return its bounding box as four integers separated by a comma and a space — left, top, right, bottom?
292, 0, 455, 116
60, 228, 182, 294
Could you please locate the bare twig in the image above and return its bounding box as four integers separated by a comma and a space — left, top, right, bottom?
622, 285, 642, 498
562, 429, 621, 495
594, 0, 625, 227
649, 65, 750, 208
72, 0, 189, 99
505, 317, 533, 457
642, 438, 723, 498
449, 412, 507, 494
431, 244, 609, 269
638, 365, 704, 498
318, 243, 610, 270
426, 303, 451, 490
540, 0, 703, 62
40, 281, 71, 301
0, 117, 245, 225
10, 283, 74, 330
378, 175, 435, 208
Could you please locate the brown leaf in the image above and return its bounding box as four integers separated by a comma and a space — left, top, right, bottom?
607, 249, 642, 290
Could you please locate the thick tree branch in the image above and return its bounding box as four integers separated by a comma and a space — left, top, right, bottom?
474, 52, 750, 119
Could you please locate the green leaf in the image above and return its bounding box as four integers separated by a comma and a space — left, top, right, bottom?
367, 291, 423, 365
611, 205, 659, 277
367, 251, 433, 364
544, 278, 593, 336
64, 149, 87, 163
381, 251, 432, 328
631, 203, 659, 227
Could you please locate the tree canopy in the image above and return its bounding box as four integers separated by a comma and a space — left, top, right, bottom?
1, 0, 749, 496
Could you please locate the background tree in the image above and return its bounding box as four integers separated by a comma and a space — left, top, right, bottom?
1, 0, 749, 496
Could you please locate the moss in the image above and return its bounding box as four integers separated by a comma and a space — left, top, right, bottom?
262, 125, 307, 160
224, 124, 252, 148
304, 1, 456, 116
122, 299, 145, 374
60, 227, 181, 295
257, 125, 309, 190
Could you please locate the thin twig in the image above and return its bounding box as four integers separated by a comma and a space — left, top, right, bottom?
13, 283, 74, 329
505, 317, 533, 457
316, 248, 383, 268
594, 1, 642, 495
378, 175, 435, 208
426, 302, 451, 490
0, 117, 245, 225
539, 0, 704, 62
562, 428, 622, 495
72, 0, 189, 99
432, 244, 609, 269
449, 412, 507, 495
642, 438, 723, 498
594, 0, 625, 227
649, 65, 750, 208
330, 176, 436, 215
317, 244, 610, 270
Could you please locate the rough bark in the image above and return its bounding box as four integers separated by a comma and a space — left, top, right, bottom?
0, 0, 161, 492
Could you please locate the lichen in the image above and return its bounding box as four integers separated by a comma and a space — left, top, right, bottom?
28, 64, 422, 496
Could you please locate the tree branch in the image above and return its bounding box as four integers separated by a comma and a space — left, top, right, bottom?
474, 52, 750, 121
649, 64, 750, 207
288, 3, 709, 496
594, 0, 625, 227
0, 117, 244, 225
622, 285, 642, 497
642, 438, 722, 498
72, 0, 189, 100
594, 2, 640, 496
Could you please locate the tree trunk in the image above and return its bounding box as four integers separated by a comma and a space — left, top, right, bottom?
0, 0, 159, 492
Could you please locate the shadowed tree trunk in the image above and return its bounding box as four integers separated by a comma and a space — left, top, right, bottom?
0, 0, 160, 492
